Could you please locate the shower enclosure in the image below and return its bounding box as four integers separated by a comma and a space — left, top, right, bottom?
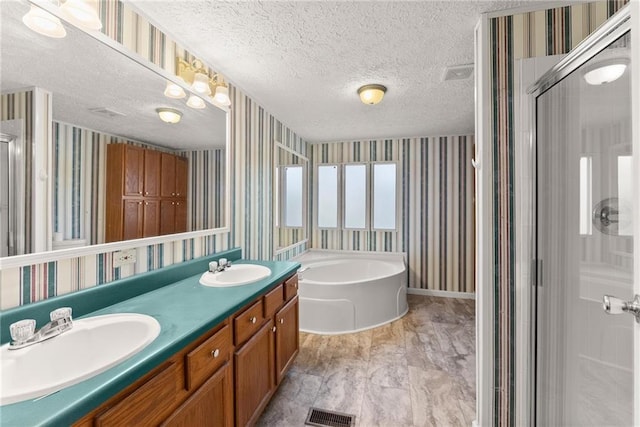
530, 6, 637, 426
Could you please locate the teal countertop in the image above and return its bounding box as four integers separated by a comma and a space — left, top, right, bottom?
0, 258, 300, 426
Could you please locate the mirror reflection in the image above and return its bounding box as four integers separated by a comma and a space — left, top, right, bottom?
274, 144, 307, 251
0, 0, 227, 257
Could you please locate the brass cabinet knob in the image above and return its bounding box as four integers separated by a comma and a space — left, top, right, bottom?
279, 318, 284, 324
211, 349, 220, 358
249, 316, 257, 324
272, 326, 276, 333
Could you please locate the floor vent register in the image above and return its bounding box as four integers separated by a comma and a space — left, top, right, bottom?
305, 407, 356, 427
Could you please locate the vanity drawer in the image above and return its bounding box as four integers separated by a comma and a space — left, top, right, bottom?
185, 324, 232, 391
234, 300, 264, 345
284, 275, 298, 301
263, 284, 284, 318
95, 361, 180, 426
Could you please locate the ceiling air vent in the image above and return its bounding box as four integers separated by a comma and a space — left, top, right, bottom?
442, 64, 474, 81
88, 107, 126, 118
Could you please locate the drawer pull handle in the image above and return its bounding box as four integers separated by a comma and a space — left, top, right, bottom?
249, 316, 257, 324
211, 349, 220, 358
272, 326, 276, 332
279, 318, 284, 324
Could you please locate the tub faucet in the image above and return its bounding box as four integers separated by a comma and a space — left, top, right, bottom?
8, 307, 73, 350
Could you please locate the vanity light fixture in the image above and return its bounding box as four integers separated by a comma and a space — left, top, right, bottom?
22, 4, 67, 38
186, 94, 206, 109
357, 84, 387, 105
59, 0, 102, 31
156, 108, 183, 124
164, 78, 186, 99
213, 81, 231, 107
176, 58, 232, 107
583, 58, 629, 85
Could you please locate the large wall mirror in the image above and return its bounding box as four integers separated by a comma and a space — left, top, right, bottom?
0, 0, 229, 262
274, 143, 308, 253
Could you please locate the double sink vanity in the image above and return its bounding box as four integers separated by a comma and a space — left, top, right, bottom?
0, 248, 300, 426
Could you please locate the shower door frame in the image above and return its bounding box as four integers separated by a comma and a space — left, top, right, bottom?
527, 4, 637, 426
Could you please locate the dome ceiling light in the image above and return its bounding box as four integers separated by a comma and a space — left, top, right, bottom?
156, 108, 183, 124
357, 84, 387, 105
583, 58, 629, 85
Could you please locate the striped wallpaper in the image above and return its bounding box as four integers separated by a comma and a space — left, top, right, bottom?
489, 1, 628, 424
1, 1, 308, 310
311, 136, 475, 293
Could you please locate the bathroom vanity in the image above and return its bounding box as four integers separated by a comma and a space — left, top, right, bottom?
0, 249, 300, 426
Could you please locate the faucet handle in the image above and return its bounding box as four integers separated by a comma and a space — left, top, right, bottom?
10, 319, 36, 342
50, 307, 72, 321
219, 258, 227, 267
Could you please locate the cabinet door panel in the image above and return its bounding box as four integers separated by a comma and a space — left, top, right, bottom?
161, 153, 176, 197
175, 200, 187, 233
175, 157, 188, 198
124, 146, 144, 196
143, 200, 160, 237
160, 200, 176, 235
144, 150, 161, 197
275, 296, 299, 384
162, 362, 233, 427
234, 320, 274, 427
123, 199, 142, 240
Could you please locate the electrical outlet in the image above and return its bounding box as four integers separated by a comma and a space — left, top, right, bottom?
114, 249, 137, 267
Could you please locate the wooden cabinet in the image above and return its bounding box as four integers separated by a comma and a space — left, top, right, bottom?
106, 144, 188, 242
73, 274, 298, 427
234, 320, 275, 427
275, 296, 299, 384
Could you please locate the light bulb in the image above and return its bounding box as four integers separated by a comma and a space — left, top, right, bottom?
191, 72, 211, 95
213, 85, 231, 106
22, 5, 67, 38
60, 0, 102, 31
186, 95, 206, 109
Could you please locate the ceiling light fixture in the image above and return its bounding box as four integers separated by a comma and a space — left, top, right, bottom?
164, 78, 186, 99
22, 4, 67, 38
156, 108, 183, 124
357, 84, 387, 105
186, 95, 206, 109
59, 0, 102, 31
176, 58, 231, 107
583, 58, 629, 85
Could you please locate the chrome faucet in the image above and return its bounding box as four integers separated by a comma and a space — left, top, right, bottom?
208, 258, 231, 273
8, 307, 73, 350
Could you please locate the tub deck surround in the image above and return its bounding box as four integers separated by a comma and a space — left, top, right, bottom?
295, 250, 408, 334
0, 254, 300, 426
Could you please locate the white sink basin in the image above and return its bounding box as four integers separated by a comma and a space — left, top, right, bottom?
0, 313, 160, 405
199, 264, 271, 287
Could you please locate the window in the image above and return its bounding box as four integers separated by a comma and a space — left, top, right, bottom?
344, 164, 367, 229
283, 166, 303, 227
373, 163, 396, 230
316, 162, 397, 231
579, 156, 592, 235
317, 165, 338, 228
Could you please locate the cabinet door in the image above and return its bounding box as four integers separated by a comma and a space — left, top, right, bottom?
160, 200, 176, 235
175, 157, 188, 198
275, 296, 299, 384
175, 200, 187, 233
144, 149, 161, 197
161, 153, 176, 197
234, 320, 274, 427
124, 146, 144, 196
143, 200, 160, 237
162, 362, 233, 427
123, 199, 142, 240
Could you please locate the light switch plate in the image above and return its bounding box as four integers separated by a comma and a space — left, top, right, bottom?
114, 249, 137, 267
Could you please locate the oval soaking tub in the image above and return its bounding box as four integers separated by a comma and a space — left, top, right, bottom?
294, 250, 408, 334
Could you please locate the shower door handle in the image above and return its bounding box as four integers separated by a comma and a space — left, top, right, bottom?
602, 295, 640, 323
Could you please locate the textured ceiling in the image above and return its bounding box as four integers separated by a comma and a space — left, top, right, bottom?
133, 0, 539, 142
0, 0, 226, 150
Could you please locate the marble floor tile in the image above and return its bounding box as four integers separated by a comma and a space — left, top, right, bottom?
360, 382, 413, 427
258, 294, 476, 427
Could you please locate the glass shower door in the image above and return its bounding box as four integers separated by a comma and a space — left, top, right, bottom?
535, 30, 635, 425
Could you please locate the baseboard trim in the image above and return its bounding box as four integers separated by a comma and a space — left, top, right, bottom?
407, 288, 476, 300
